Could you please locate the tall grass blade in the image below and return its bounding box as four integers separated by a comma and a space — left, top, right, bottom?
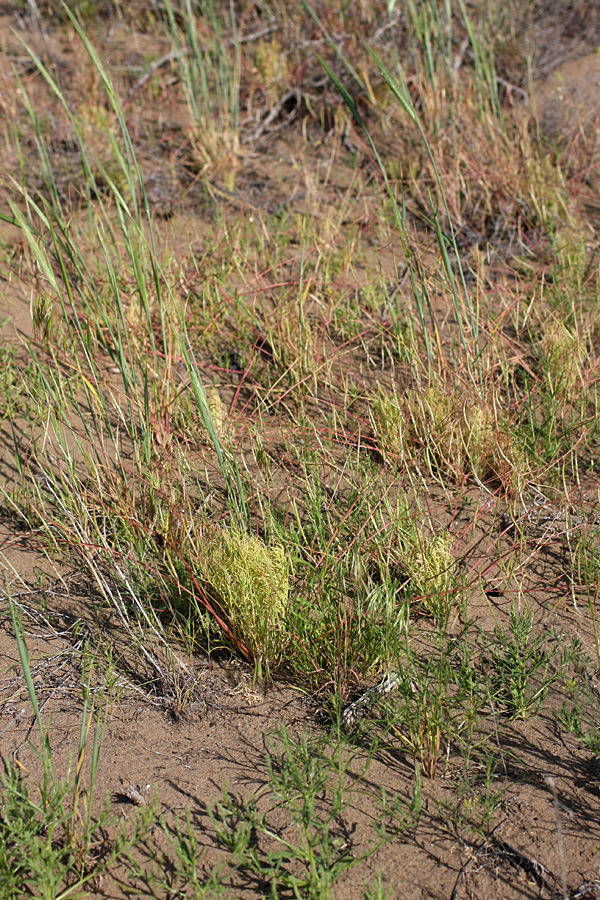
7, 584, 46, 745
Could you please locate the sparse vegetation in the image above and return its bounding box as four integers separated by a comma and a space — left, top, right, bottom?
1, 0, 600, 896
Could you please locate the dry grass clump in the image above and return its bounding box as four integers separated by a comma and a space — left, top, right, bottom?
165, 1, 241, 192
372, 384, 523, 486
197, 526, 291, 680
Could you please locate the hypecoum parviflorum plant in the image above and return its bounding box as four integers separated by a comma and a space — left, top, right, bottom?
196, 525, 291, 681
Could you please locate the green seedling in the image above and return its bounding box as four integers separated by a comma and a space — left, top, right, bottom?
438, 752, 506, 842
209, 723, 420, 899
559, 667, 600, 760
486, 603, 564, 720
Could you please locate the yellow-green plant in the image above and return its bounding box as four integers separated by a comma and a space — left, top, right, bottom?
538, 319, 587, 403
373, 384, 522, 486
198, 527, 291, 681
254, 37, 289, 106
403, 529, 453, 595
163, 0, 241, 191
400, 528, 455, 620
